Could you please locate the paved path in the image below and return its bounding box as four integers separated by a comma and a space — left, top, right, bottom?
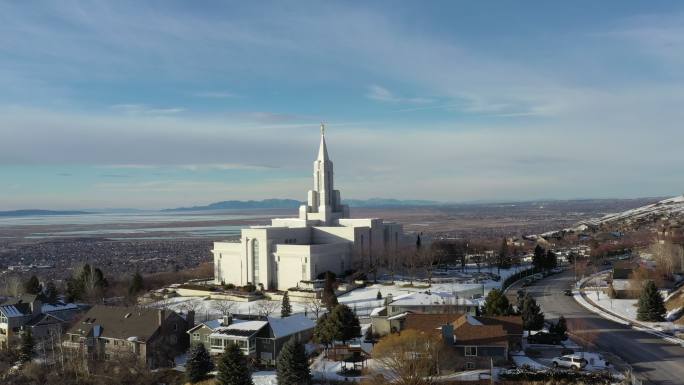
525, 270, 684, 385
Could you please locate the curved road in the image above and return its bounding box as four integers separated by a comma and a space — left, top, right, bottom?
525, 271, 684, 385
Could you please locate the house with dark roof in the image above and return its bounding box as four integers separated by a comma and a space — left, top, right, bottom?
187, 313, 314, 365
0, 295, 82, 350
402, 313, 523, 372
63, 305, 192, 368
370, 292, 479, 336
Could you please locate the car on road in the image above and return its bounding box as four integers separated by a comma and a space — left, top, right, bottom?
551, 355, 588, 370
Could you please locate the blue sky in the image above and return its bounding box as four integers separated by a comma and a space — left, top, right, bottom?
1, 1, 684, 209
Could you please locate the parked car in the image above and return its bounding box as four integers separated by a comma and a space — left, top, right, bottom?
533, 273, 544, 280
551, 267, 563, 273
528, 332, 562, 345
551, 355, 588, 370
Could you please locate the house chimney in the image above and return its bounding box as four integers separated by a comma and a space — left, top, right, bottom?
441, 324, 454, 345
222, 314, 232, 326
158, 309, 166, 326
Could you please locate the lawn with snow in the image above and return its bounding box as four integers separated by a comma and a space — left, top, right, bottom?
149, 265, 530, 322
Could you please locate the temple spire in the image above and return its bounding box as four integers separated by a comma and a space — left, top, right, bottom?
317, 122, 329, 161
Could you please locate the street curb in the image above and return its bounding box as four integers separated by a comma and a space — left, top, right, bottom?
574, 270, 684, 347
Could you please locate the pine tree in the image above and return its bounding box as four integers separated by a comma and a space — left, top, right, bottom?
322, 272, 338, 311
24, 275, 41, 295
637, 280, 666, 322
521, 294, 544, 333
313, 313, 335, 349
43, 281, 58, 303
281, 292, 292, 318
376, 290, 383, 300
128, 271, 144, 297
186, 343, 214, 383
545, 250, 558, 270
19, 329, 34, 363
516, 289, 526, 313
216, 343, 253, 385
276, 338, 312, 385
532, 245, 545, 271
482, 288, 512, 316
553, 316, 568, 340
329, 304, 361, 344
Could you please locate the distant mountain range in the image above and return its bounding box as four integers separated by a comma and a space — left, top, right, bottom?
0, 209, 90, 217
164, 198, 443, 211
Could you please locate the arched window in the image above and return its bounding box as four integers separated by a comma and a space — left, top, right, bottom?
252, 239, 260, 285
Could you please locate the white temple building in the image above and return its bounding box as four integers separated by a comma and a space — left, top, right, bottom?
213, 125, 407, 291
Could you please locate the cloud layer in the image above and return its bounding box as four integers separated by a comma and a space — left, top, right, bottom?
0, 1, 683, 208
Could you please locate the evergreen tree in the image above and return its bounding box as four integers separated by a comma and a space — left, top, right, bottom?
376, 290, 383, 300
532, 245, 545, 271
521, 294, 544, 333
19, 329, 34, 363
544, 250, 558, 270
637, 280, 666, 322
216, 343, 253, 385
329, 304, 361, 344
43, 281, 58, 303
482, 288, 512, 316
128, 271, 144, 297
322, 272, 338, 311
550, 315, 568, 340
276, 338, 312, 385
186, 343, 214, 383
313, 313, 335, 349
24, 275, 41, 295
281, 292, 292, 318
516, 289, 526, 313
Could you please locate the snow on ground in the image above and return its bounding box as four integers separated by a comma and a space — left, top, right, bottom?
252, 371, 277, 385
150, 265, 530, 322
588, 289, 683, 332
512, 354, 547, 370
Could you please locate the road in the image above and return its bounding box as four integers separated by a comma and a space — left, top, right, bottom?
524, 270, 684, 385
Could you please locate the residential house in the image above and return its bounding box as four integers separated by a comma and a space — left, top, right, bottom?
402, 313, 522, 372
187, 313, 314, 364
63, 305, 192, 368
0, 295, 81, 350
370, 292, 479, 336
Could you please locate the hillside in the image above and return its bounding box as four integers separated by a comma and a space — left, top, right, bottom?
530, 195, 684, 239
581, 195, 684, 228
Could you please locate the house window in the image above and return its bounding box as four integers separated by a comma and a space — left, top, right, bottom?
104, 353, 111, 360
174, 323, 178, 331
466, 362, 475, 369
113, 340, 118, 346
465, 346, 477, 356
193, 333, 200, 340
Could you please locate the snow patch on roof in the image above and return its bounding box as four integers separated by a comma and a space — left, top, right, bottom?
267, 314, 315, 339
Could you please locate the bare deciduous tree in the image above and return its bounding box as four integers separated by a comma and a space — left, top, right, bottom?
212, 299, 236, 317
255, 300, 279, 317
305, 296, 324, 319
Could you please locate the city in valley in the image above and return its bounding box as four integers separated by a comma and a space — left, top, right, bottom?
1, 2, 684, 385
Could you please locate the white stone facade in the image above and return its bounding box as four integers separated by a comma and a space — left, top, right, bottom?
213, 126, 407, 291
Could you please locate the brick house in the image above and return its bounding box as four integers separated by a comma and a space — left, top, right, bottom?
63, 305, 192, 368
403, 313, 523, 372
